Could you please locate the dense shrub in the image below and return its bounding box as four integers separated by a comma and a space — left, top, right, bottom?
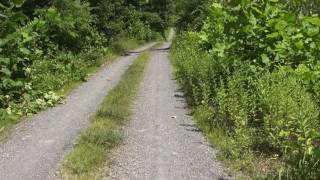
257, 70, 320, 176
171, 0, 320, 178
174, 0, 213, 31
0, 0, 105, 119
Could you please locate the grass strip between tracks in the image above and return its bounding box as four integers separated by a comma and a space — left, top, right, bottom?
60, 52, 150, 179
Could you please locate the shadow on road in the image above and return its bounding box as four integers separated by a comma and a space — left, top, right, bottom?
151, 47, 170, 52
180, 123, 202, 133
122, 46, 171, 56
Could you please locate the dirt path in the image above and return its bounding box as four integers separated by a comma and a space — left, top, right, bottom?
0, 43, 156, 180
107, 42, 230, 180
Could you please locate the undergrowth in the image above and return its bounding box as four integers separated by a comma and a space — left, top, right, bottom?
171, 1, 320, 179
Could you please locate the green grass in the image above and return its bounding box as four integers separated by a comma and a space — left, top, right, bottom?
0, 115, 19, 142
192, 105, 282, 179
59, 52, 150, 180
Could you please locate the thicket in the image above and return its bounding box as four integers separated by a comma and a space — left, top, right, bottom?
171, 0, 320, 178
0, 0, 172, 126
174, 0, 213, 31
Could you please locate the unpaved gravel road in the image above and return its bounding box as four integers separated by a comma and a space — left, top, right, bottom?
107, 42, 230, 180
0, 43, 156, 180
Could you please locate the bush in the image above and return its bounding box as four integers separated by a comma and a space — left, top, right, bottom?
171, 32, 320, 178
172, 0, 320, 178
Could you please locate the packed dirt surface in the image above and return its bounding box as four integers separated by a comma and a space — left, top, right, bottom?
0, 43, 156, 180
107, 42, 230, 180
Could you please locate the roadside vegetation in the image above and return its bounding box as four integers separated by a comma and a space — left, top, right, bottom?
171, 0, 320, 179
0, 0, 174, 137
59, 52, 150, 179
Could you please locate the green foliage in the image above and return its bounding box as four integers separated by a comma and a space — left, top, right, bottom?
88, 0, 171, 41
257, 69, 320, 178
174, 0, 213, 31
0, 0, 169, 130
171, 0, 320, 178
88, 0, 127, 38
0, 0, 103, 122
